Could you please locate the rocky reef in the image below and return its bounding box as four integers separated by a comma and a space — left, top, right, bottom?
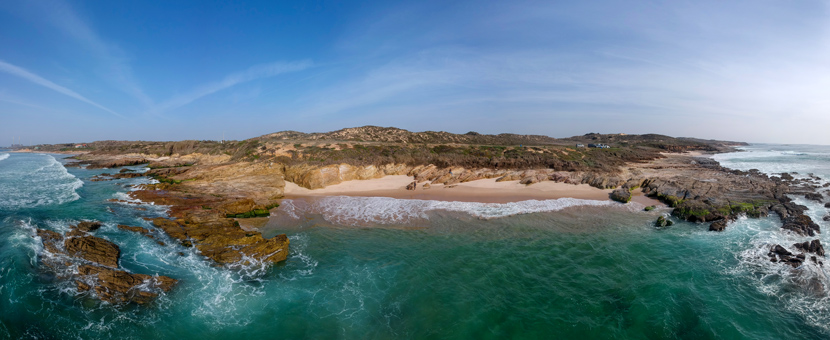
36, 221, 177, 305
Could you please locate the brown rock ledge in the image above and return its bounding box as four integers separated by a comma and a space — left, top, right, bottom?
36, 223, 177, 305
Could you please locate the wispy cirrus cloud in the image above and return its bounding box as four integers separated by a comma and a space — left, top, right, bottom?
0, 59, 121, 117
153, 60, 313, 114
30, 0, 153, 107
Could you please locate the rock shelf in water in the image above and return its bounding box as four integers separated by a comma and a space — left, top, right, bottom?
36, 222, 177, 305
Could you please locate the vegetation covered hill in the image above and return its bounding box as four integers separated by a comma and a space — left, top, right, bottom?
37, 126, 746, 173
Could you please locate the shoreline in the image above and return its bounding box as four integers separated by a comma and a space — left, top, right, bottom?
283, 175, 664, 206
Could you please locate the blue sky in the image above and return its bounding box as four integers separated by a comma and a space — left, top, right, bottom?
1, 0, 829, 145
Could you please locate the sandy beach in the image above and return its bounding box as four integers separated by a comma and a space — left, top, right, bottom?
284, 175, 663, 206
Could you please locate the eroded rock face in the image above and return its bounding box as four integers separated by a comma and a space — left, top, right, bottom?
36, 223, 177, 305
77, 265, 177, 305
64, 236, 120, 268
406, 181, 417, 190
152, 218, 289, 265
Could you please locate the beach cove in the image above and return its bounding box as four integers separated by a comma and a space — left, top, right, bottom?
3, 136, 830, 338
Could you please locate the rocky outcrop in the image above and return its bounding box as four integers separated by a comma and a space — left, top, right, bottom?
36, 222, 177, 305
406, 181, 417, 190
285, 163, 410, 189
655, 216, 673, 227
77, 265, 177, 305
768, 241, 825, 268
610, 187, 631, 203
805, 192, 824, 201
781, 214, 820, 237
64, 236, 120, 268
67, 157, 148, 169
151, 217, 288, 265
794, 239, 825, 256
709, 219, 728, 232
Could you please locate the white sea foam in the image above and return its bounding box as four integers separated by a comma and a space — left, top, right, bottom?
0, 154, 83, 210
275, 196, 624, 226
727, 207, 830, 333
0, 153, 9, 162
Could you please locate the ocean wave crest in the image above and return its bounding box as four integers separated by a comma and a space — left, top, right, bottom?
275, 196, 623, 226
0, 153, 9, 162
0, 154, 83, 210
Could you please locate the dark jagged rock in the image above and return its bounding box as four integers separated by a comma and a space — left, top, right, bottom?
406, 181, 417, 190
824, 215, 830, 222
709, 219, 728, 232
805, 192, 824, 202
793, 239, 825, 256
610, 187, 631, 203
768, 242, 825, 268
771, 244, 792, 256
64, 236, 120, 268
77, 265, 177, 305
781, 214, 820, 237
825, 203, 830, 208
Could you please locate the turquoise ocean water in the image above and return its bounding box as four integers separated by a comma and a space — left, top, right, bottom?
1, 145, 830, 339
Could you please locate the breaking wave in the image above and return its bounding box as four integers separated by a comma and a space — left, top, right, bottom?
0, 154, 83, 210
275, 196, 627, 226
0, 153, 9, 162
